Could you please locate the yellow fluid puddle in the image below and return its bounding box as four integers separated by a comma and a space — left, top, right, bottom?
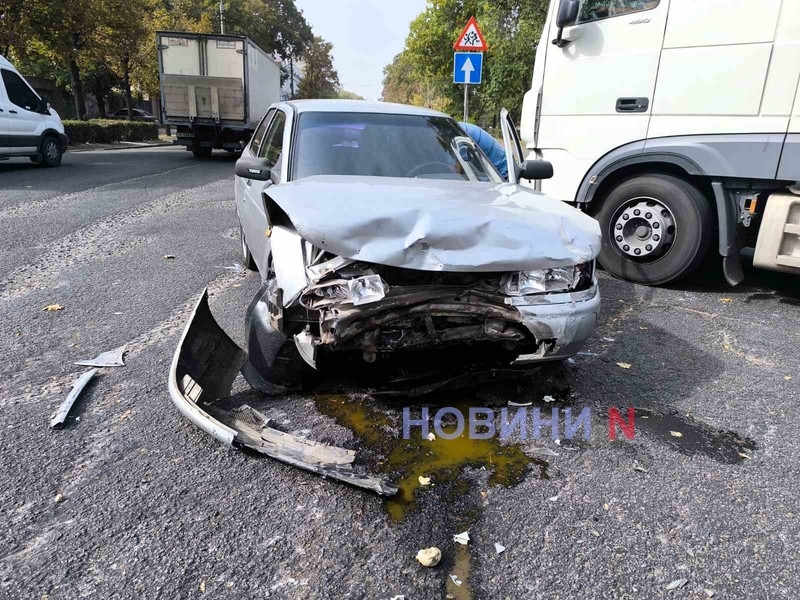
314, 394, 543, 522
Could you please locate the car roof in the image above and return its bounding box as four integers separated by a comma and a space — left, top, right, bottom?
284, 99, 449, 118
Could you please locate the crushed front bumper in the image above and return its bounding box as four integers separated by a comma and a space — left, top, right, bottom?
168, 289, 397, 496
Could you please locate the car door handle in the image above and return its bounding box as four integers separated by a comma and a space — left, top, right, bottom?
8, 109, 18, 114
616, 98, 649, 113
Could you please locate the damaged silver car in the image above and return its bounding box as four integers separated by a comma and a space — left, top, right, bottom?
169, 100, 601, 493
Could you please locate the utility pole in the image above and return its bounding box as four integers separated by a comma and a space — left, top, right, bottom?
219, 0, 225, 34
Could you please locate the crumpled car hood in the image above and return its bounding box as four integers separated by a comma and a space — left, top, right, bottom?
267, 176, 601, 272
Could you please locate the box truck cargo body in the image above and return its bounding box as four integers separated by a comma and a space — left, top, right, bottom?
157, 31, 281, 157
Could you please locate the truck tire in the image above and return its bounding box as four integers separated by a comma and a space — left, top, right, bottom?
192, 146, 213, 158
595, 174, 713, 285
240, 223, 258, 271
36, 135, 63, 168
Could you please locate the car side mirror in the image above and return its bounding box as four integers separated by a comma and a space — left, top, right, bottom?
235, 156, 272, 181
520, 159, 554, 181
553, 0, 580, 47
38, 96, 50, 114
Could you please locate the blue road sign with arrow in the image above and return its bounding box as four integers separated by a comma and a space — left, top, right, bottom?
454, 52, 483, 85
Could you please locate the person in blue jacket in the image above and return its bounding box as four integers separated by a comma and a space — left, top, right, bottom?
459, 122, 508, 179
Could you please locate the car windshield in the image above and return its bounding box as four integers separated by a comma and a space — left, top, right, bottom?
292, 112, 503, 183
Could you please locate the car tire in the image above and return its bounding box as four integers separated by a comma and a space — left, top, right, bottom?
240, 223, 258, 271
37, 135, 63, 168
595, 174, 714, 285
192, 146, 213, 158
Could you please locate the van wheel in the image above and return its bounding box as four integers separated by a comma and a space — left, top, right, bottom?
192, 146, 212, 158
240, 223, 258, 271
595, 174, 713, 285
37, 135, 63, 167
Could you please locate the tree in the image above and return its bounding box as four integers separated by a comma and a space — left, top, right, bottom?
338, 89, 365, 100
297, 36, 339, 99
382, 0, 549, 126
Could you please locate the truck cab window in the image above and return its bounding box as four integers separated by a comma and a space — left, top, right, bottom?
1, 69, 40, 111
578, 0, 660, 23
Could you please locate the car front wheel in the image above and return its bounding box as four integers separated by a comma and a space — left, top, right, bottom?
595, 174, 713, 285
240, 223, 258, 271
35, 135, 63, 168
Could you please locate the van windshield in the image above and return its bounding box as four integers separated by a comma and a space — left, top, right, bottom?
292, 112, 503, 183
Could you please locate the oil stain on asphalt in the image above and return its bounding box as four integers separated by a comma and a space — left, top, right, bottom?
313, 394, 544, 522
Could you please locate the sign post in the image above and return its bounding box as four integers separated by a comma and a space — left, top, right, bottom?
453, 16, 488, 122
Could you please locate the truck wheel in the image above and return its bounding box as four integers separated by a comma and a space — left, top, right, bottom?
36, 135, 63, 168
192, 147, 213, 158
595, 174, 713, 285
240, 223, 258, 271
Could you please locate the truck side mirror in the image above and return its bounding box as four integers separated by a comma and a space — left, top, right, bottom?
553, 0, 580, 47
235, 156, 272, 181
521, 160, 554, 181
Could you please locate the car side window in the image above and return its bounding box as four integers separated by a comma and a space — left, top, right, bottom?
249, 109, 275, 156
259, 110, 286, 170
1, 69, 40, 112
577, 0, 660, 23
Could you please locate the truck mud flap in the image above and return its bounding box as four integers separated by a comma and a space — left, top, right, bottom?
168, 289, 397, 496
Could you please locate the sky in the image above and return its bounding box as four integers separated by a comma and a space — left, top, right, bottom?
295, 0, 428, 101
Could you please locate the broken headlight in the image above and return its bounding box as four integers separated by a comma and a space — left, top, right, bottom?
302, 274, 389, 307
501, 262, 594, 296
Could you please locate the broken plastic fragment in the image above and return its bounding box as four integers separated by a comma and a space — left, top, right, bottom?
50, 369, 98, 428
348, 274, 386, 306
543, 395, 556, 403
418, 475, 432, 486
669, 430, 683, 438
616, 362, 632, 369
415, 547, 441, 567
43, 304, 63, 312
665, 578, 688, 591
494, 543, 506, 554
453, 531, 470, 545
427, 432, 436, 441
449, 575, 462, 587
75, 345, 127, 368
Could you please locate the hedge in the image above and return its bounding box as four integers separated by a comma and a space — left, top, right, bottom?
63, 119, 159, 145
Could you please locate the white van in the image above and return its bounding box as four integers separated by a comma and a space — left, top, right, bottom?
0, 54, 67, 167
521, 0, 800, 285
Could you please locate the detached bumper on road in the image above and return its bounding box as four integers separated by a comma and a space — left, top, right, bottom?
168, 290, 397, 496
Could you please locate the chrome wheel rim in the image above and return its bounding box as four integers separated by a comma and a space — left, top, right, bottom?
45, 140, 59, 161
610, 197, 676, 261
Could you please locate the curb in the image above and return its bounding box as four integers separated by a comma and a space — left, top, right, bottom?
68, 142, 176, 153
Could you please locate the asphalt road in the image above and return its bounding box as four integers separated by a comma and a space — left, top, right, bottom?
1, 147, 798, 599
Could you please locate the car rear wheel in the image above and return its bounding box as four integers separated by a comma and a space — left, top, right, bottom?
36, 135, 63, 168
595, 174, 713, 285
192, 146, 212, 158
240, 223, 258, 271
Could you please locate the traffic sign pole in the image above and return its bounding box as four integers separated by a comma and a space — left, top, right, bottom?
463, 84, 469, 122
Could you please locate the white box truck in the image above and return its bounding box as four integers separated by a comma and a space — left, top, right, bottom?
157, 31, 281, 158
520, 0, 800, 286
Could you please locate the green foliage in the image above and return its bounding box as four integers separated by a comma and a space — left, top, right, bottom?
338, 89, 366, 101
63, 119, 159, 144
382, 0, 549, 126
297, 36, 340, 99
2, 0, 314, 117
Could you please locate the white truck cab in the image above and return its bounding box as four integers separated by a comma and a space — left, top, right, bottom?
522, 0, 800, 285
0, 54, 67, 167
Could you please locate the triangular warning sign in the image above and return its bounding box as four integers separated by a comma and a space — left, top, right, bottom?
454, 16, 488, 51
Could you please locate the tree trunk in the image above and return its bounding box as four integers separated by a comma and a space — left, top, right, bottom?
68, 58, 87, 120
123, 55, 133, 119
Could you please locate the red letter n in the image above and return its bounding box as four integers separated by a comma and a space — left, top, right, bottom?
608, 408, 635, 441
